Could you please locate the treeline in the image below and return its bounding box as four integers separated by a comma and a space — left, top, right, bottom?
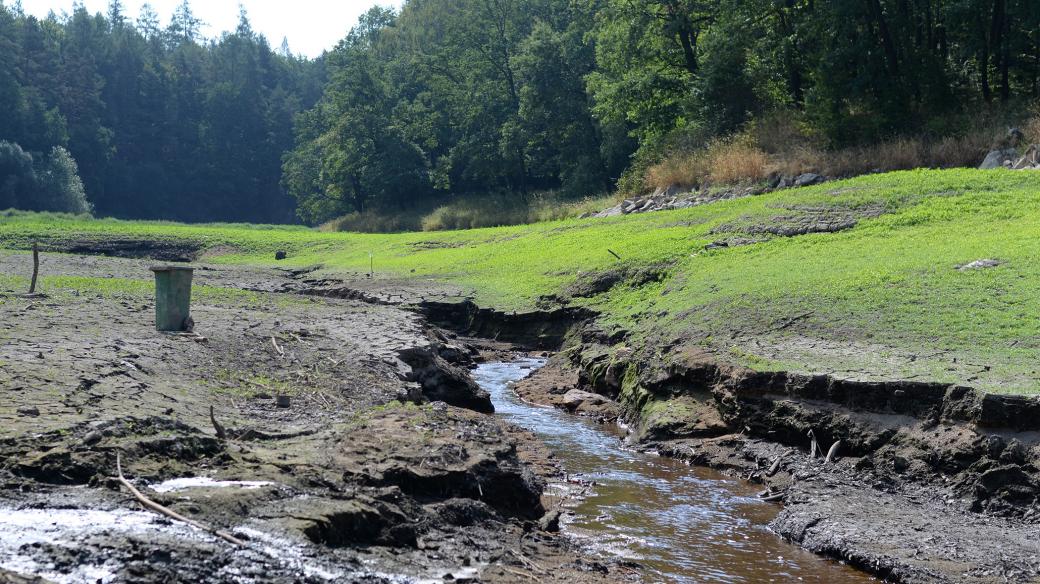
3, 1, 1040, 226
289, 0, 1040, 225
284, 1, 632, 224
0, 1, 323, 222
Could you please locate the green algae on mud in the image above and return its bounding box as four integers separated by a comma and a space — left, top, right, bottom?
4, 168, 1040, 392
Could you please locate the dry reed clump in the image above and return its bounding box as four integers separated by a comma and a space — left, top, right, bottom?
644, 152, 708, 191
643, 114, 1001, 193
707, 137, 769, 184
644, 136, 768, 191
318, 210, 422, 233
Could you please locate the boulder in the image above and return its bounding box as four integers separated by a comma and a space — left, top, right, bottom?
538, 509, 562, 532
794, 173, 823, 187
396, 347, 493, 413
560, 389, 620, 419
979, 148, 1018, 170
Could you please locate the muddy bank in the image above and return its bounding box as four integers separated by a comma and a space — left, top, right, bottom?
512, 337, 1040, 584
1, 234, 206, 262
0, 252, 631, 583
481, 359, 877, 583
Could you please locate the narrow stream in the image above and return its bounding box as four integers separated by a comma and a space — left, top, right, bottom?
475, 359, 876, 584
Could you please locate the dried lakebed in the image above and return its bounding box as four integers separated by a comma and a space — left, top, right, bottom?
478, 359, 876, 583
0, 252, 628, 583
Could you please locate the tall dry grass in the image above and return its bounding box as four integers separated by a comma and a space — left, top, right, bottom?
643, 110, 1020, 194
644, 136, 769, 191
320, 191, 617, 233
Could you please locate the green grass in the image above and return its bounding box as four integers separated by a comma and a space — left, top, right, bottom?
4, 169, 1040, 392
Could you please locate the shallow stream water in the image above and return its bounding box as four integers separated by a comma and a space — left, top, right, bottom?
475, 359, 876, 584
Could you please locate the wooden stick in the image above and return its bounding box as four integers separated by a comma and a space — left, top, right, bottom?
28, 243, 39, 294
501, 567, 540, 582
807, 429, 820, 458
607, 248, 622, 260
508, 549, 545, 574
270, 336, 284, 356
115, 453, 246, 546
210, 405, 227, 439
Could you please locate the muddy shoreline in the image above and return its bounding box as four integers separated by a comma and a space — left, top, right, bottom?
0, 252, 634, 583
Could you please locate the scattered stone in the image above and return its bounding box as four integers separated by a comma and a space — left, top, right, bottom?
275, 395, 291, 408
957, 259, 1002, 271
274, 250, 287, 260
16, 406, 40, 417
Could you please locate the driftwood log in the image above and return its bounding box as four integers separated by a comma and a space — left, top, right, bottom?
115, 453, 245, 546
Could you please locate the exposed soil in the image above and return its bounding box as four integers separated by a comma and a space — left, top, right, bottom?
711, 203, 887, 238
0, 252, 633, 583
510, 339, 1040, 584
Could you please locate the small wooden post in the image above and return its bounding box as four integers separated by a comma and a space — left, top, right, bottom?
28, 243, 39, 294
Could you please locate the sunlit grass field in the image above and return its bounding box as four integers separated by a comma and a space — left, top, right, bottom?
4, 168, 1040, 392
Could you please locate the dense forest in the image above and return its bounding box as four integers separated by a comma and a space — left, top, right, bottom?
2, 0, 1040, 226
0, 0, 324, 222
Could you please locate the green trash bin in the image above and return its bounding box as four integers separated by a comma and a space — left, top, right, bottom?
149, 265, 194, 331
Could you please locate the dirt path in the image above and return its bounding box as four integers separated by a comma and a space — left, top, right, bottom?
0, 252, 631, 583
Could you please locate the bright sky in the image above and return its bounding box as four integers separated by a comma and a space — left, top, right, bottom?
16, 0, 402, 57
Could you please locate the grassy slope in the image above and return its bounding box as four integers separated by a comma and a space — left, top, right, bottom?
3, 168, 1040, 393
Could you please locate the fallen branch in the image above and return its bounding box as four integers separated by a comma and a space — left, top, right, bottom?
270, 336, 284, 356
775, 311, 814, 331
825, 440, 843, 463
607, 248, 622, 260
508, 549, 546, 575
760, 491, 786, 502
807, 429, 820, 459
115, 453, 245, 547
766, 456, 782, 477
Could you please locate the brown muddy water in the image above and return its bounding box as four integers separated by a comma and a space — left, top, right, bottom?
476, 359, 877, 584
